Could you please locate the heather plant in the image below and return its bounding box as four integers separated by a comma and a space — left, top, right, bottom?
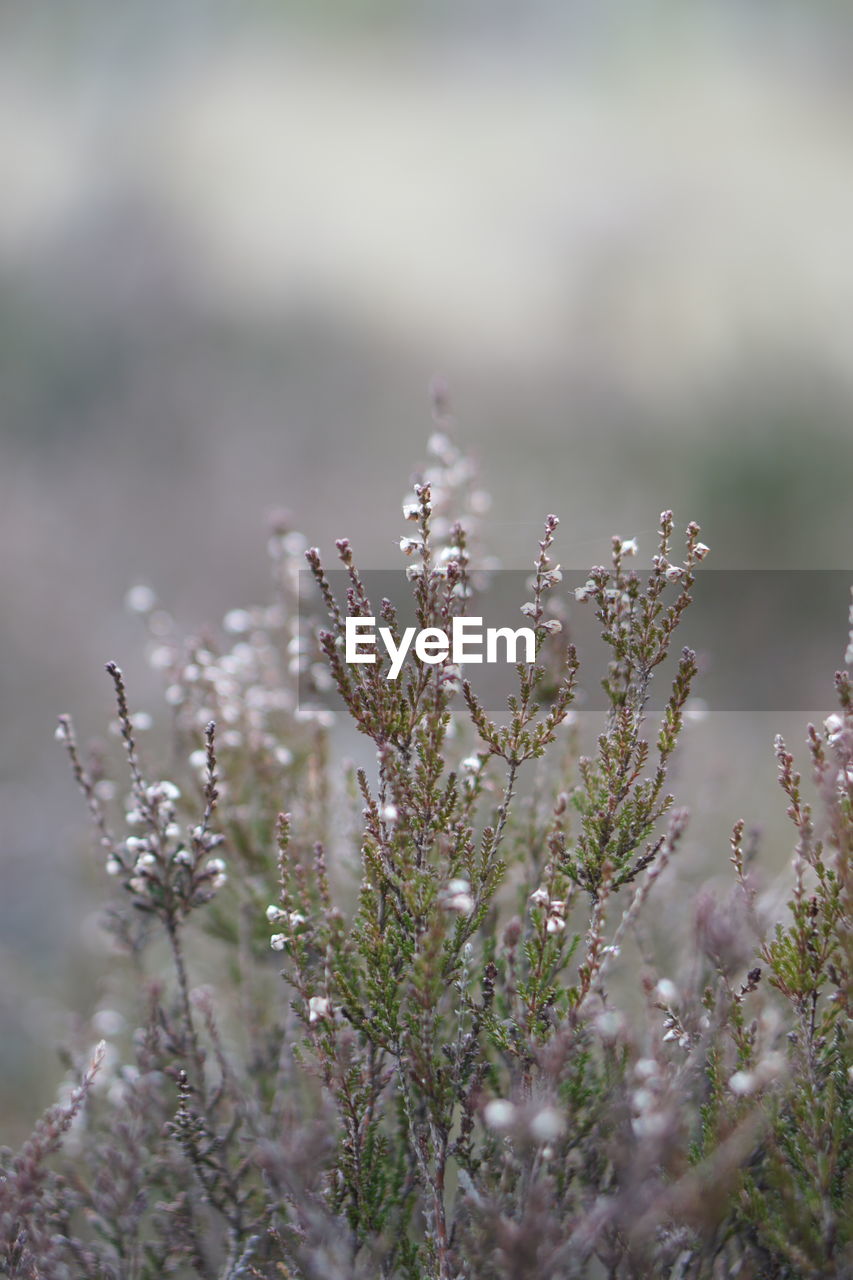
2, 427, 850, 1279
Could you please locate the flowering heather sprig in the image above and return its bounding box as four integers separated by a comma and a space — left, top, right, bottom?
562, 513, 704, 898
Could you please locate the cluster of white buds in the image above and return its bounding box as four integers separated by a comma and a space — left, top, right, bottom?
824, 712, 847, 748
136, 564, 314, 766
655, 978, 692, 1050
205, 857, 227, 891
574, 578, 597, 603
442, 878, 474, 914
629, 1056, 670, 1138
115, 770, 228, 910
267, 904, 306, 950
400, 416, 491, 562
529, 886, 568, 933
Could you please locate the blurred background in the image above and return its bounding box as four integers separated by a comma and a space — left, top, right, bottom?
2, 0, 852, 1136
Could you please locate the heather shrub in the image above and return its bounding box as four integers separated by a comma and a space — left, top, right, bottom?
2, 428, 849, 1279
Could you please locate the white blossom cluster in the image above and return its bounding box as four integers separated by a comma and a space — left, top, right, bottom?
267, 903, 307, 951
442, 878, 474, 915
482, 1097, 566, 1149
529, 885, 568, 933
112, 778, 227, 910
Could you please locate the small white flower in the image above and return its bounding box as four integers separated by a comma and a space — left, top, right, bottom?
444, 880, 474, 914
664, 566, 684, 583
106, 856, 123, 876
125, 585, 156, 614
150, 781, 181, 802
406, 564, 423, 581
270, 934, 287, 951
92, 1009, 125, 1037
206, 858, 226, 875
266, 905, 286, 923
274, 746, 293, 766
595, 1010, 625, 1040
483, 1099, 516, 1131
381, 803, 399, 824
655, 978, 678, 1005
308, 996, 331, 1023
729, 1070, 757, 1096
282, 531, 307, 557
546, 915, 566, 933
148, 645, 174, 670
223, 608, 253, 634
399, 537, 421, 556
529, 887, 551, 907
632, 1088, 654, 1114
824, 713, 845, 744
694, 542, 710, 560
541, 618, 562, 635
129, 876, 148, 894
529, 1106, 565, 1143
402, 501, 420, 521
620, 538, 638, 557
135, 853, 157, 870
460, 756, 482, 773
427, 431, 454, 459
520, 602, 538, 617
131, 712, 152, 732
632, 1111, 668, 1138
